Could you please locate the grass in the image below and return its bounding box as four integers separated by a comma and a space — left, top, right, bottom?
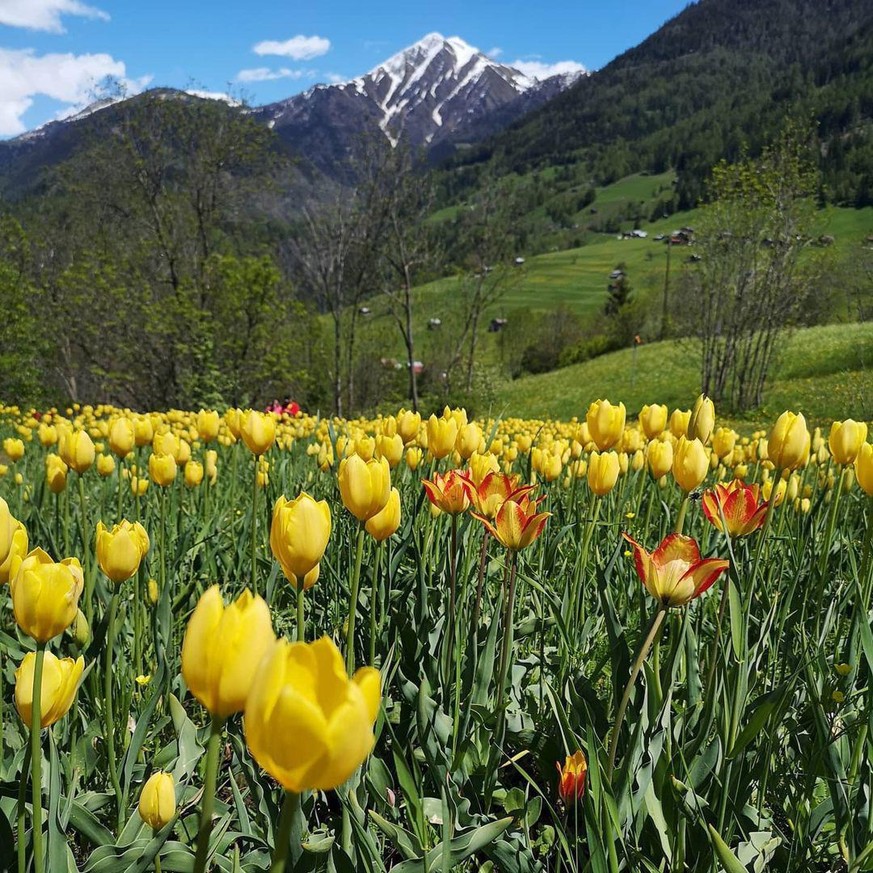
493, 322, 873, 426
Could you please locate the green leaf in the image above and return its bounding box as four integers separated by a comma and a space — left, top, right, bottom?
708, 824, 749, 873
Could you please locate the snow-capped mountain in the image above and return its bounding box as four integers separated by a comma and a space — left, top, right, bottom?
253, 33, 584, 172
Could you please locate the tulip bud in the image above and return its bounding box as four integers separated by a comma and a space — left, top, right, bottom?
139, 771, 176, 831
397, 410, 422, 444
687, 394, 715, 444
148, 578, 160, 605
586, 400, 626, 451
587, 451, 620, 496
270, 493, 332, 586
149, 452, 177, 487
669, 409, 691, 439
3, 437, 24, 461
11, 549, 84, 642
72, 607, 91, 646
711, 427, 737, 459
456, 423, 484, 460
639, 404, 668, 440
854, 442, 873, 496
0, 521, 28, 584
181, 585, 276, 717
243, 636, 380, 792
768, 411, 810, 471
96, 453, 116, 477
109, 418, 136, 457
829, 420, 868, 466
365, 488, 402, 541
184, 460, 204, 488
240, 411, 276, 456
96, 520, 150, 583
205, 449, 218, 483
405, 447, 422, 471
556, 750, 587, 804
133, 416, 154, 447
60, 429, 95, 474
197, 410, 221, 443
375, 433, 404, 468
338, 455, 391, 521
0, 497, 14, 568
15, 651, 84, 728
426, 415, 458, 460
673, 437, 708, 492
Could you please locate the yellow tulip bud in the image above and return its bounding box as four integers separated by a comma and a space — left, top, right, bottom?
672, 436, 708, 492
365, 487, 401, 541
197, 410, 221, 443
181, 585, 276, 718
0, 521, 28, 584
646, 439, 673, 479
711, 427, 737, 459
184, 460, 204, 488
405, 447, 422, 471
240, 410, 276, 456
639, 404, 668, 440
60, 429, 95, 474
397, 410, 421, 444
586, 399, 626, 451
133, 416, 154, 447
855, 443, 873, 496
270, 493, 332, 586
139, 771, 176, 831
108, 418, 136, 457
15, 651, 84, 728
762, 477, 787, 506
11, 549, 84, 642
153, 430, 179, 459
175, 439, 191, 467
375, 433, 404, 468
768, 411, 810, 471
669, 409, 691, 439
131, 475, 149, 496
38, 424, 58, 447
687, 394, 715, 444
72, 607, 90, 646
0, 496, 14, 567
148, 578, 160, 605
96, 520, 150, 583
456, 423, 483, 460
587, 451, 620, 496
829, 420, 868, 466
244, 636, 380, 792
426, 415, 458, 460
338, 455, 391, 521
3, 437, 24, 461
149, 452, 177, 487
205, 449, 218, 483
96, 454, 116, 477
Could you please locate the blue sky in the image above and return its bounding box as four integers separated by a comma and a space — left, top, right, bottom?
0, 0, 691, 137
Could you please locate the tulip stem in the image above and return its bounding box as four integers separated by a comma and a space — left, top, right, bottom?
192, 716, 225, 873
17, 744, 30, 873
346, 523, 366, 675
251, 454, 259, 595
270, 790, 300, 873
492, 553, 518, 771
674, 494, 690, 536
29, 642, 46, 873
607, 607, 667, 780
78, 474, 93, 623
296, 586, 305, 643
369, 544, 380, 666
104, 591, 124, 828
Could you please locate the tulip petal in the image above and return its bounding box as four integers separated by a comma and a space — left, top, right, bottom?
652, 534, 701, 569
681, 558, 729, 600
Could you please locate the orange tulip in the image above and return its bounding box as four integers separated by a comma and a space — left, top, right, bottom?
422, 470, 472, 515
468, 471, 534, 519
622, 533, 728, 608
556, 750, 587, 803
702, 480, 768, 537
473, 494, 550, 551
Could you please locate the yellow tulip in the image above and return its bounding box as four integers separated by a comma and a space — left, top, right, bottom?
184, 460, 204, 488
11, 549, 84, 642
3, 437, 24, 461
711, 427, 737, 459
96, 520, 150, 583
687, 394, 715, 444
133, 416, 154, 447
38, 423, 58, 447
244, 636, 380, 792
205, 449, 218, 483
148, 578, 160, 605
854, 442, 873, 496
586, 400, 626, 451
639, 404, 668, 440
14, 651, 84, 728
426, 415, 458, 460
456, 423, 483, 460
108, 418, 136, 457
365, 488, 401, 541
669, 409, 691, 439
768, 411, 810, 471
60, 429, 95, 474
375, 433, 404, 468
96, 453, 116, 477
468, 452, 500, 487
0, 496, 13, 567
197, 410, 221, 443
829, 420, 868, 465
587, 451, 620, 496
181, 585, 276, 717
672, 436, 709, 492
0, 522, 28, 584
270, 493, 332, 585
240, 410, 276, 456
405, 447, 422, 471
139, 771, 176, 831
153, 430, 180, 459
149, 452, 177, 487
338, 455, 391, 521
397, 410, 421, 444
646, 439, 673, 479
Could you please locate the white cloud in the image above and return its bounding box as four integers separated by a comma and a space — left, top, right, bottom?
236, 66, 315, 83
0, 0, 109, 33
510, 59, 587, 81
253, 35, 330, 60
326, 72, 344, 84
185, 89, 242, 106
487, 46, 503, 59
0, 47, 149, 136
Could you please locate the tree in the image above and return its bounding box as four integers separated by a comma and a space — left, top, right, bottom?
675, 125, 820, 411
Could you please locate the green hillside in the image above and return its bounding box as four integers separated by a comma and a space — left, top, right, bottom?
493, 322, 873, 425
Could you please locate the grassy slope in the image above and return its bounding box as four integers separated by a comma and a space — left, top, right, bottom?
493, 322, 873, 426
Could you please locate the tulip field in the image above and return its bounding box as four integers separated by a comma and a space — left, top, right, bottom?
1, 399, 872, 872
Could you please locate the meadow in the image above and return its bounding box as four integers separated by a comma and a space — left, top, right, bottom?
1, 398, 872, 872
